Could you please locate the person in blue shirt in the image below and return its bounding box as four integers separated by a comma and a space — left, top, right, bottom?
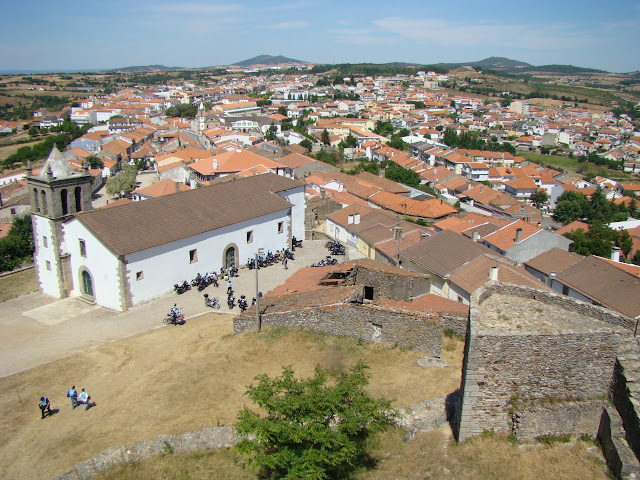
39, 397, 51, 419
67, 386, 77, 409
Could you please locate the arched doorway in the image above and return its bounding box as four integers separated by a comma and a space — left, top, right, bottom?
223, 244, 238, 269
81, 270, 94, 297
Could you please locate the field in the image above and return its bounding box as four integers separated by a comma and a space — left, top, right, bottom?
0, 314, 464, 480
0, 268, 39, 303
523, 152, 640, 182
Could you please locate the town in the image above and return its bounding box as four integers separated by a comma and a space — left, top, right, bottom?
0, 55, 639, 480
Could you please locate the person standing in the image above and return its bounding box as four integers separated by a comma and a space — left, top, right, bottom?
78, 388, 91, 410
227, 280, 233, 295
39, 396, 51, 419
283, 256, 288, 270
67, 385, 77, 409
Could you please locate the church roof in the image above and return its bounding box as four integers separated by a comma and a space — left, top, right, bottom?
38, 146, 75, 179
74, 173, 302, 256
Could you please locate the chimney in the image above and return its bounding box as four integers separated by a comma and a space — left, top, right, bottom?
354, 213, 360, 224
480, 186, 484, 193
25, 160, 32, 176
213, 158, 217, 170
515, 228, 522, 243
489, 266, 499, 281
520, 204, 525, 212
611, 246, 621, 262
348, 214, 354, 224
472, 231, 480, 242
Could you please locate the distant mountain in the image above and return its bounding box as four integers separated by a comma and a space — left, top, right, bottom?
437, 57, 532, 70
106, 65, 176, 73
232, 55, 307, 66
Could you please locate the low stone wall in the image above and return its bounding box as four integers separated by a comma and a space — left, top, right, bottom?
513, 400, 605, 441
597, 407, 640, 480
234, 303, 444, 357
55, 427, 239, 480
441, 313, 469, 338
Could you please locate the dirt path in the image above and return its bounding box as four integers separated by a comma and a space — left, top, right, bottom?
0, 314, 463, 480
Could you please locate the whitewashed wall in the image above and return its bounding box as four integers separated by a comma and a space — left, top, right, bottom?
32, 215, 62, 298
124, 209, 290, 306
64, 219, 123, 310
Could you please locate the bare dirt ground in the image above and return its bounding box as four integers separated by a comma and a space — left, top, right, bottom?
0, 314, 464, 480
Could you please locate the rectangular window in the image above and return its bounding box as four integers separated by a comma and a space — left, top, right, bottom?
246, 231, 253, 243
136, 271, 144, 281
79, 240, 86, 258
278, 221, 284, 234
46, 260, 51, 271
43, 236, 48, 248
189, 249, 198, 263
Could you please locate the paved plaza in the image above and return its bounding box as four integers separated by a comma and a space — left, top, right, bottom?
0, 239, 364, 378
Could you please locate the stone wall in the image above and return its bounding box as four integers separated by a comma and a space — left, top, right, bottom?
353, 268, 430, 301
611, 337, 640, 462
477, 283, 636, 332
456, 283, 623, 442
513, 400, 605, 441
597, 407, 640, 480
234, 304, 444, 357
457, 329, 619, 440
55, 427, 239, 480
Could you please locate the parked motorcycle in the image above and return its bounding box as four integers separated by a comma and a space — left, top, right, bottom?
311, 256, 338, 267
204, 294, 220, 309
227, 295, 236, 309
238, 295, 248, 312
174, 281, 191, 294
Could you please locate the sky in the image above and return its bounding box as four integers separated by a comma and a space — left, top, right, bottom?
1, 0, 639, 73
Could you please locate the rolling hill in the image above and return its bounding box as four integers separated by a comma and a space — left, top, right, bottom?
232, 55, 307, 66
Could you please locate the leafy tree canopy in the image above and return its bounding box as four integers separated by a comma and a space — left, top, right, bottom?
105, 164, 138, 197
164, 103, 197, 118
236, 362, 395, 480
0, 215, 34, 272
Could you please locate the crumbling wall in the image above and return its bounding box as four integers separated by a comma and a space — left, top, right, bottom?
234, 304, 444, 357
354, 268, 430, 301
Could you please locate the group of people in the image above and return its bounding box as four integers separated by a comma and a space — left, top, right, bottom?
38, 385, 93, 419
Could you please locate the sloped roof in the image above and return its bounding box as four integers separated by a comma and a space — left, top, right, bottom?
449, 255, 542, 295
524, 248, 584, 276
400, 229, 498, 277
75, 173, 301, 256
38, 146, 74, 179
133, 179, 191, 198
556, 256, 640, 318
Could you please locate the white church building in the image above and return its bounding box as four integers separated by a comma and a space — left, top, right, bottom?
27, 148, 305, 311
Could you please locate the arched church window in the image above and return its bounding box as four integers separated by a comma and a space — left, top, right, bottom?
61, 189, 68, 216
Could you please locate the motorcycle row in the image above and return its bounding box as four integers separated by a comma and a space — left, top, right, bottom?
325, 240, 346, 256
247, 247, 295, 270
173, 267, 238, 295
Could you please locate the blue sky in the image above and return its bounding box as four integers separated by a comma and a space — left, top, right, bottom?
1, 0, 638, 72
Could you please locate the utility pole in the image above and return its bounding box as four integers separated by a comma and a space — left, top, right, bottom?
255, 248, 264, 332
395, 226, 403, 267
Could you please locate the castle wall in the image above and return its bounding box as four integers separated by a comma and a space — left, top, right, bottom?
234, 304, 445, 357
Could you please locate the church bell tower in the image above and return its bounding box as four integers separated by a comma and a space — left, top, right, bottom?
26, 146, 94, 299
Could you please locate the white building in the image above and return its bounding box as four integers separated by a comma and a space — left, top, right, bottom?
27, 150, 305, 311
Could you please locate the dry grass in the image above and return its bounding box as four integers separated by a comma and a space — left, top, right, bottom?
97, 428, 609, 480
352, 429, 608, 480
0, 268, 39, 302
0, 316, 463, 480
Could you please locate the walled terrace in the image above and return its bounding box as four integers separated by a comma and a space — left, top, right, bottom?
456, 283, 640, 479
234, 259, 469, 357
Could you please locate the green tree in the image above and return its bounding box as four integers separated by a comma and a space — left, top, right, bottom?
105, 164, 137, 197
529, 189, 549, 207
85, 155, 103, 169
299, 139, 313, 151
265, 121, 278, 141
236, 362, 395, 480
28, 127, 38, 137
278, 106, 288, 117
321, 129, 331, 146
0, 215, 34, 272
